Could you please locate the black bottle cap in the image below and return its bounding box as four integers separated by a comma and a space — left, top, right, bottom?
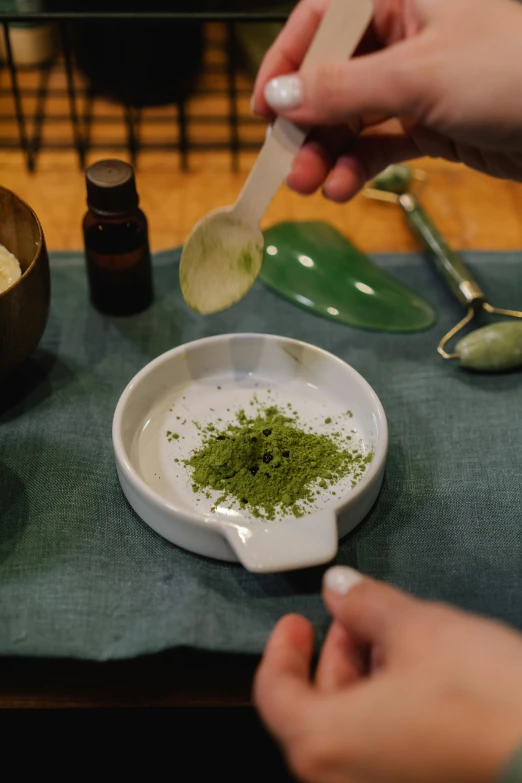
85, 159, 139, 216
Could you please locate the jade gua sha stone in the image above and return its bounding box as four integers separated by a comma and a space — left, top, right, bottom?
260, 221, 436, 332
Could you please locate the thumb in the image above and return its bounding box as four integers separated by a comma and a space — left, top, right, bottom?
264, 41, 430, 126
322, 566, 421, 654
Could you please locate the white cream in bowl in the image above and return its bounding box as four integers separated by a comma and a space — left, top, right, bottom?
0, 243, 22, 294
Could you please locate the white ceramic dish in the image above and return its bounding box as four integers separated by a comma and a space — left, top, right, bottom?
112, 334, 388, 573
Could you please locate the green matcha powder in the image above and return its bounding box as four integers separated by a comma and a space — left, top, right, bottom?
181, 404, 372, 521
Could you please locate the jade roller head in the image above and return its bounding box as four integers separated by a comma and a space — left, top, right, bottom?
453, 321, 522, 371
365, 165, 522, 371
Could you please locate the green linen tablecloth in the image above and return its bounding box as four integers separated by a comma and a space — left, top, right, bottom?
1, 247, 521, 660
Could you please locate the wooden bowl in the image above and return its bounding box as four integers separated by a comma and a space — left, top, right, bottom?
0, 187, 50, 378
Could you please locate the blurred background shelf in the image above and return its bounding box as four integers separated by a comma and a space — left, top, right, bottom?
1, 9, 522, 251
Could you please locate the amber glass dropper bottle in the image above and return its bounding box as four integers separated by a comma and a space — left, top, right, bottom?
83, 159, 153, 316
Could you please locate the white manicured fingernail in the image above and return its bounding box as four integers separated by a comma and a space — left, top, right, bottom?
324, 566, 364, 595
265, 124, 272, 141
264, 75, 303, 110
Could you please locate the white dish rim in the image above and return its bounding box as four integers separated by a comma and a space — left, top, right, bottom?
112, 332, 388, 535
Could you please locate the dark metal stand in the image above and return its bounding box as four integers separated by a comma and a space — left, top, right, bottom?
0, 12, 287, 171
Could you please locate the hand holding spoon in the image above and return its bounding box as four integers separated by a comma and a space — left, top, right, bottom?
180, 0, 373, 315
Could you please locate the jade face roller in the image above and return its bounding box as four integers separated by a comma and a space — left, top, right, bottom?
365, 165, 522, 371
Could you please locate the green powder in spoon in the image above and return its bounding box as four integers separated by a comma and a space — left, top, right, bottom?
183, 405, 372, 520
179, 213, 264, 314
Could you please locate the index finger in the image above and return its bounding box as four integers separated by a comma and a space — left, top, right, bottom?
254, 614, 318, 743
252, 0, 328, 118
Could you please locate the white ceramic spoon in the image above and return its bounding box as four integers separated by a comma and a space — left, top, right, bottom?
179, 0, 373, 315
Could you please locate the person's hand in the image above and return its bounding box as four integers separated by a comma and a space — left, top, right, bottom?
254, 566, 522, 783
251, 0, 522, 202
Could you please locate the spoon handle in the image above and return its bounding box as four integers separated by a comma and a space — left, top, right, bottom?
398, 192, 486, 309
234, 0, 373, 227
222, 510, 338, 573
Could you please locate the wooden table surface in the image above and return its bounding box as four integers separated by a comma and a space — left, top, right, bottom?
3, 73, 522, 706
2, 19, 521, 711
3, 152, 522, 708
2, 151, 522, 254
1, 650, 258, 708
